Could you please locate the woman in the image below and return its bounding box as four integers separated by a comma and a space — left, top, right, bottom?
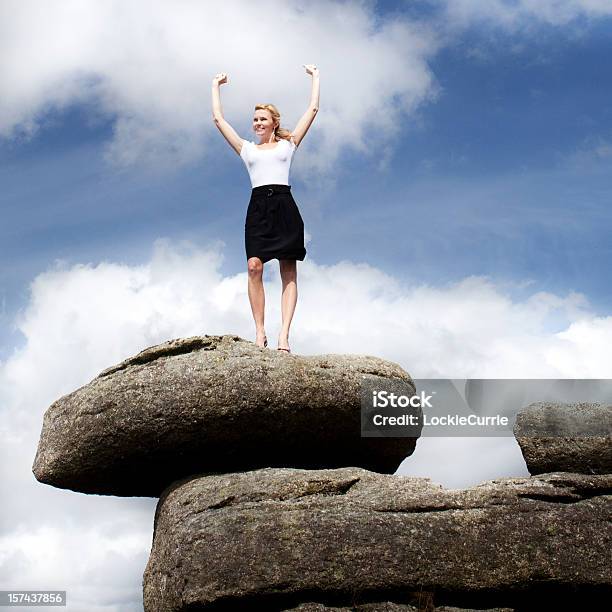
211, 64, 320, 353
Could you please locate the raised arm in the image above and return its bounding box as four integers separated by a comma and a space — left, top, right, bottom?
291, 64, 320, 148
212, 72, 244, 156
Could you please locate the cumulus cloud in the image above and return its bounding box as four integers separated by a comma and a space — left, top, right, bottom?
0, 0, 440, 173
0, 519, 149, 611
2, 239, 611, 607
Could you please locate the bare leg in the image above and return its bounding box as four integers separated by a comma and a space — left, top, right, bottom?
278, 259, 297, 351
247, 257, 266, 347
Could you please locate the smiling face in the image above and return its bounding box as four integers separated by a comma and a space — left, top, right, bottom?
253, 109, 278, 142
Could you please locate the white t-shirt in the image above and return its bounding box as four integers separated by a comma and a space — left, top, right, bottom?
239, 138, 297, 188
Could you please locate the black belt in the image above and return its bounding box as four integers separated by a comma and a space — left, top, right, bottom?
252, 184, 292, 197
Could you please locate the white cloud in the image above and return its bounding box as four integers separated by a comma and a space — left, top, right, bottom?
397, 436, 528, 489
3, 0, 612, 179
0, 0, 441, 174
1, 239, 611, 607
436, 0, 612, 30
3, 0, 612, 177
0, 521, 149, 611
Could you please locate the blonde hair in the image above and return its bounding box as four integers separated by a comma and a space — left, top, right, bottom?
254, 103, 292, 142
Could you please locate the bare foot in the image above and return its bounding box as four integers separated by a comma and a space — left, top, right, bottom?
277, 333, 290, 352
255, 330, 268, 348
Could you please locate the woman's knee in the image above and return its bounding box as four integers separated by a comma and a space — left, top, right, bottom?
247, 257, 264, 277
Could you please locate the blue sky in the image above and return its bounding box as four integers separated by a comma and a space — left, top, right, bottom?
1, 1, 612, 610
2, 4, 612, 363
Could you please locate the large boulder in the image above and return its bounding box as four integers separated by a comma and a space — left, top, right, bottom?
143, 468, 612, 611
33, 335, 419, 497
514, 402, 612, 475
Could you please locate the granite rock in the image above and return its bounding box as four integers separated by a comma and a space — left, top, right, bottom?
514, 402, 612, 475
33, 335, 419, 496
143, 467, 612, 611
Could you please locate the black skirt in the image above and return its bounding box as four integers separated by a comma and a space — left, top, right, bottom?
245, 184, 307, 264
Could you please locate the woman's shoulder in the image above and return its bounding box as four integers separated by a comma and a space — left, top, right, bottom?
275, 136, 296, 150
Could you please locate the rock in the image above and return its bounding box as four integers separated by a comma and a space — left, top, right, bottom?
286, 605, 418, 611
143, 468, 612, 611
514, 402, 612, 475
32, 335, 419, 497
285, 604, 420, 611
285, 604, 513, 611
